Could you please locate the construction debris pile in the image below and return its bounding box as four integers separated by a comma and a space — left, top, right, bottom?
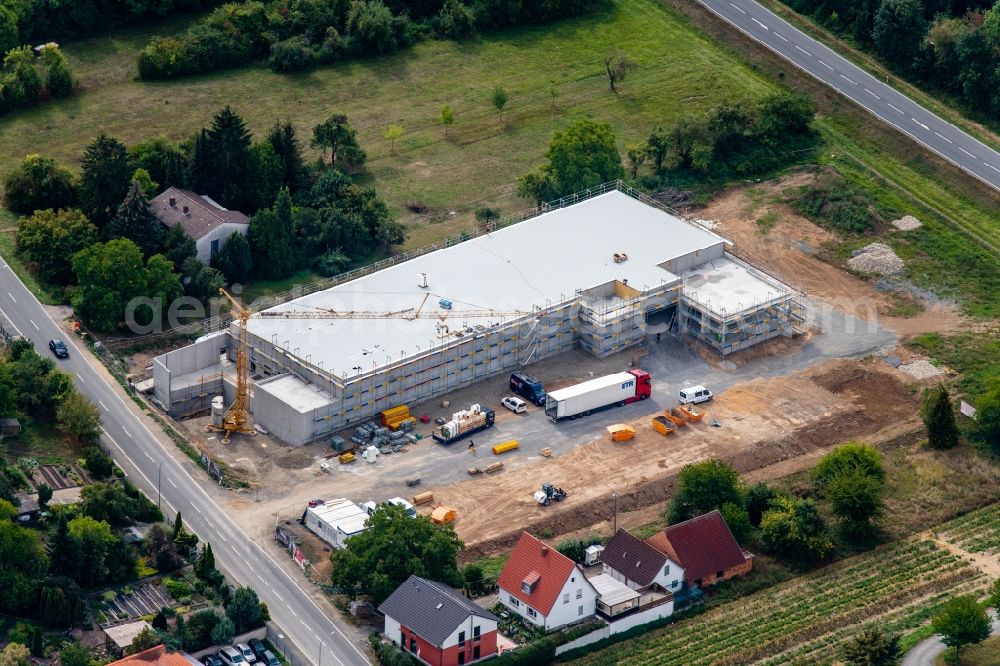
898, 359, 944, 380
847, 243, 904, 276
891, 215, 922, 231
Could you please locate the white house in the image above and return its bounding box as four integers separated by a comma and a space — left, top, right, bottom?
600, 528, 685, 593
303, 498, 368, 549
497, 533, 598, 632
149, 187, 249, 263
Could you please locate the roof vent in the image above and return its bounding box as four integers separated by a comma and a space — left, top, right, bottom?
169, 196, 176, 207
417, 272, 428, 289
182, 205, 190, 215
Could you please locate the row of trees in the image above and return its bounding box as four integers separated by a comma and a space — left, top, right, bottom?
517, 92, 817, 204
0, 44, 73, 116
138, 0, 607, 79
785, 0, 1000, 118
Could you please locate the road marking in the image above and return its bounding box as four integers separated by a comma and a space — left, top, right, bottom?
168, 478, 177, 488
912, 118, 930, 130
818, 60, 833, 70
794, 44, 811, 56
934, 131, 953, 144
751, 17, 768, 30
774, 31, 788, 42
230, 544, 239, 555
299, 620, 308, 630
7, 292, 15, 303
193, 505, 203, 514
864, 88, 880, 99
728, 2, 745, 12
274, 593, 284, 602
122, 425, 132, 438
840, 74, 856, 85
888, 103, 904, 114
0, 306, 22, 336
243, 558, 250, 566
30, 319, 38, 330
98, 400, 109, 411
287, 607, 298, 618
986, 163, 1000, 173
143, 451, 154, 462
256, 574, 266, 584
75, 373, 86, 384
960, 147, 975, 158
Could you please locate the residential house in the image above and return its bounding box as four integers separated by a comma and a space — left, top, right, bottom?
645, 510, 754, 588
497, 532, 598, 631
149, 187, 249, 263
106, 645, 190, 666
379, 575, 498, 666
588, 529, 684, 622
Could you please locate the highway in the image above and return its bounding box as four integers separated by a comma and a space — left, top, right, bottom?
698, 0, 1000, 193
0, 261, 368, 666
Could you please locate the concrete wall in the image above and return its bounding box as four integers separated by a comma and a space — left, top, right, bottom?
552, 602, 676, 656
658, 243, 724, 275
153, 333, 225, 414
252, 375, 335, 446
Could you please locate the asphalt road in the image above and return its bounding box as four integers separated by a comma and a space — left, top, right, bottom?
901, 611, 998, 665
0, 261, 368, 666
698, 0, 1000, 193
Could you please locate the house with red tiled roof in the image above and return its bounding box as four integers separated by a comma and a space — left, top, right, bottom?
150, 187, 249, 263
106, 645, 191, 666
497, 533, 598, 631
644, 510, 754, 588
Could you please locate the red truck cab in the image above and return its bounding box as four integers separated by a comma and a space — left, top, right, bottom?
625, 368, 652, 403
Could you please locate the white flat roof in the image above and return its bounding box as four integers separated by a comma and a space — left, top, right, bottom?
246, 190, 725, 380
547, 372, 635, 402
257, 374, 333, 413
308, 498, 368, 535
590, 573, 640, 606
681, 256, 790, 318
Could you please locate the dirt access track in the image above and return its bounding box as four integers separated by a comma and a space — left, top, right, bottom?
188, 172, 958, 564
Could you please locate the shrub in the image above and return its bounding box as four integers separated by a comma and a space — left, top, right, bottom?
4, 154, 78, 214
268, 36, 317, 73
790, 172, 876, 233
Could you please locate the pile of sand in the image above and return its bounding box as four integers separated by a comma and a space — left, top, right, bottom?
847, 243, 904, 275
891, 215, 922, 231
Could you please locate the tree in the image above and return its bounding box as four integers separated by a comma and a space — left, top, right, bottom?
246, 141, 283, 211
604, 48, 637, 92
987, 577, 1000, 611
107, 181, 164, 256
210, 616, 235, 647
462, 564, 485, 594
39, 45, 73, 98
666, 459, 744, 524
0, 643, 30, 666
3, 154, 78, 215
59, 643, 96, 666
745, 482, 778, 527
47, 514, 74, 579
384, 124, 404, 153
0, 6, 17, 55
130, 168, 158, 197
922, 385, 960, 450
29, 626, 43, 657
203, 107, 253, 211
80, 134, 133, 228
812, 442, 884, 491
330, 504, 463, 604
346, 0, 401, 55
825, 467, 885, 538
83, 447, 114, 479
160, 224, 197, 273
491, 85, 509, 123
439, 0, 475, 39
474, 207, 500, 224
37, 483, 52, 510
172, 511, 184, 540
80, 482, 136, 526
195, 543, 223, 587
720, 502, 752, 543
216, 232, 252, 284
871, 0, 926, 72
760, 496, 834, 563
310, 115, 366, 170
146, 523, 182, 572
932, 595, 991, 660
129, 626, 161, 654
186, 129, 212, 193
16, 208, 98, 284
268, 121, 307, 191
248, 188, 296, 280
180, 258, 224, 303
625, 143, 646, 179
226, 586, 266, 633
66, 515, 116, 585
130, 138, 186, 192
841, 624, 903, 666
440, 104, 454, 136
518, 119, 624, 203
973, 381, 1000, 452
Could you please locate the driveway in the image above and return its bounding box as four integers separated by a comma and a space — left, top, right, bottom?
901, 611, 999, 666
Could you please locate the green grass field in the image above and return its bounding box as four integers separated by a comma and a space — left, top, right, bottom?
0, 0, 774, 249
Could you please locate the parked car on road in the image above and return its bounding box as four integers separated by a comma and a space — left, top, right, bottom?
48, 338, 69, 358
218, 647, 244, 666
237, 643, 257, 665
501, 396, 527, 414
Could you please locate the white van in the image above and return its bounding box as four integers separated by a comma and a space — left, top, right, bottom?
679, 385, 713, 404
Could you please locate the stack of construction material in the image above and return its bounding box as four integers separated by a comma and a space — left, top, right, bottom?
847, 243, 904, 275
380, 405, 417, 431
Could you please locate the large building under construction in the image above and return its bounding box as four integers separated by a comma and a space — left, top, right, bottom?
153, 183, 803, 445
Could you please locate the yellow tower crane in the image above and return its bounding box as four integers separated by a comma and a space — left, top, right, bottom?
209, 288, 540, 443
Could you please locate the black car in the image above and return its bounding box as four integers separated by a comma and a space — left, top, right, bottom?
247, 639, 267, 662
201, 656, 222, 666
48, 338, 69, 358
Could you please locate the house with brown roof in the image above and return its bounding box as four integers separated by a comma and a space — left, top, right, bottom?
600, 528, 684, 593
645, 510, 754, 588
497, 533, 598, 631
150, 187, 249, 264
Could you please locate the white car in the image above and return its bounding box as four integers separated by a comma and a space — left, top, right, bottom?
237, 644, 257, 665
679, 385, 713, 404
501, 396, 527, 414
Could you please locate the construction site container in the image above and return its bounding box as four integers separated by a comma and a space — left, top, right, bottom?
666, 407, 688, 426
678, 404, 705, 421
412, 491, 435, 506
338, 452, 355, 464
491, 440, 519, 455
545, 369, 652, 421
431, 506, 457, 524
652, 416, 677, 436
432, 404, 495, 444
607, 424, 636, 442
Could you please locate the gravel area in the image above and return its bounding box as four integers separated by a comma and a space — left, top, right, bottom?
898, 359, 943, 379
848, 243, 904, 275
891, 215, 922, 231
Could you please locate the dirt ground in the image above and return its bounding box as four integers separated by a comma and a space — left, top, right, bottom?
696, 170, 967, 340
